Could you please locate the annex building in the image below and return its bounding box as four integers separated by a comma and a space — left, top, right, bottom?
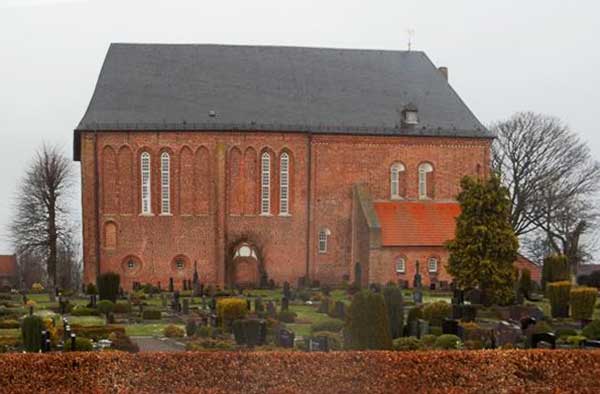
75, 43, 511, 290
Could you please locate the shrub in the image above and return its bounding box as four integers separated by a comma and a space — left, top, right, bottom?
186, 338, 235, 351
108, 331, 139, 353
347, 290, 392, 350
570, 287, 597, 320
423, 301, 451, 326
64, 325, 126, 340
86, 283, 98, 295
429, 326, 443, 336
392, 336, 423, 351
519, 269, 533, 296
70, 305, 99, 316
407, 305, 424, 324
232, 319, 264, 346
186, 320, 198, 337
68, 337, 93, 352
311, 331, 342, 350
464, 339, 484, 350
434, 334, 461, 350
533, 320, 554, 335
566, 335, 587, 346
582, 320, 600, 340
97, 272, 120, 302
310, 319, 344, 334
421, 334, 437, 348
30, 283, 44, 293
277, 311, 297, 323
555, 327, 578, 338
163, 325, 185, 338
97, 300, 115, 320
196, 325, 213, 338
547, 281, 571, 318
21, 315, 44, 352
142, 309, 162, 320
254, 297, 264, 313
383, 284, 404, 339
113, 302, 132, 314
0, 319, 20, 329
217, 298, 248, 330
542, 254, 570, 289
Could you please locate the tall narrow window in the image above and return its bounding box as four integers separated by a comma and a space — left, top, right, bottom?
390, 163, 405, 199
418, 162, 434, 200
428, 257, 439, 273
395, 256, 406, 273
279, 153, 290, 215
140, 152, 151, 214
318, 228, 330, 253
161, 152, 170, 214
261, 152, 271, 215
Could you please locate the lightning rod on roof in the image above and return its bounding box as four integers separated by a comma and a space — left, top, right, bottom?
407, 29, 415, 51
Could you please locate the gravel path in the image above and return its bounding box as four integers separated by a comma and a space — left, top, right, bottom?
132, 336, 185, 352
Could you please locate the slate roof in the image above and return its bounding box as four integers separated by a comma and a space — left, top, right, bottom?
74, 43, 491, 160
373, 201, 460, 246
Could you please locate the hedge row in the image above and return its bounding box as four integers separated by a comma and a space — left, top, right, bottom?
1, 350, 600, 393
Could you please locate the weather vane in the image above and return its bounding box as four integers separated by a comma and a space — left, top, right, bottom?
407, 29, 415, 51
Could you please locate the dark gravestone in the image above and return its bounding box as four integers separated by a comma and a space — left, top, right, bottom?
494, 321, 522, 347
452, 304, 463, 320
258, 320, 267, 345
281, 297, 289, 312
267, 301, 277, 318
247, 299, 252, 312
466, 289, 482, 305
182, 299, 189, 315
442, 318, 459, 336
283, 281, 291, 299
439, 281, 449, 290
520, 317, 537, 331
210, 296, 217, 311
334, 301, 346, 319
408, 320, 419, 337
279, 329, 295, 348
452, 289, 465, 305
583, 340, 600, 348
318, 298, 330, 313
169, 278, 174, 293
209, 313, 217, 327
183, 280, 188, 291
461, 305, 477, 322
417, 319, 429, 339
531, 332, 556, 349
429, 283, 436, 291
309, 336, 329, 352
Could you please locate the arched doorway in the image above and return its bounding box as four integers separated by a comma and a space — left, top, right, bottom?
229, 242, 260, 288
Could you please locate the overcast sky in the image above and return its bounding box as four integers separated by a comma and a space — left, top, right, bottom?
0, 0, 599, 254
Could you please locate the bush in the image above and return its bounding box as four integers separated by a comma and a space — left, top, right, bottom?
186, 320, 198, 337
142, 309, 162, 320
421, 334, 437, 348
232, 319, 264, 346
542, 254, 570, 289
555, 327, 578, 338
582, 320, 600, 340
434, 334, 461, 350
464, 339, 484, 350
69, 337, 93, 352
547, 281, 571, 318
217, 298, 248, 330
383, 284, 404, 339
108, 331, 139, 353
97, 300, 115, 320
64, 325, 126, 340
0, 319, 20, 329
163, 325, 185, 338
533, 320, 554, 335
429, 326, 443, 336
86, 283, 98, 295
347, 290, 392, 350
186, 338, 235, 351
407, 305, 424, 324
570, 287, 597, 320
423, 301, 451, 326
310, 319, 344, 334
21, 315, 44, 352
113, 302, 132, 314
30, 283, 44, 293
566, 335, 587, 347
392, 336, 423, 351
579, 271, 600, 288
97, 272, 120, 302
277, 311, 297, 323
519, 269, 533, 296
70, 305, 99, 316
311, 331, 342, 351
196, 325, 213, 338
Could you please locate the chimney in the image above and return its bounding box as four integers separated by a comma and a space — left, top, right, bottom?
438, 66, 448, 81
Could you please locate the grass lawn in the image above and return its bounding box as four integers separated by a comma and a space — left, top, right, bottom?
125, 323, 184, 337
0, 328, 20, 338
287, 304, 343, 337
68, 315, 106, 326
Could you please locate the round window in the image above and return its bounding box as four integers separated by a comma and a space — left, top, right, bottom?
175, 259, 185, 270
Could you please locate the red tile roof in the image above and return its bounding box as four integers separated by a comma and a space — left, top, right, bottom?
0, 255, 17, 277
373, 201, 461, 246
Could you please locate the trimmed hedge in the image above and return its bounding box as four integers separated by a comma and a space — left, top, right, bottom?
2, 351, 600, 393
310, 319, 344, 334
217, 298, 247, 330
97, 272, 120, 302
547, 281, 571, 318
570, 287, 597, 320
423, 301, 451, 326
142, 309, 162, 320
347, 290, 392, 350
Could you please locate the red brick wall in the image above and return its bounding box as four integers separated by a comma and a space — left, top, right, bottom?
79, 131, 491, 289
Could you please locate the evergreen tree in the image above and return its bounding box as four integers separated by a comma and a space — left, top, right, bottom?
347, 290, 392, 350
382, 283, 404, 339
447, 176, 519, 305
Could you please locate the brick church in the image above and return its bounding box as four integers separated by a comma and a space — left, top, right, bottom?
75, 43, 521, 290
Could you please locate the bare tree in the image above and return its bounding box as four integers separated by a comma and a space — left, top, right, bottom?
9, 144, 74, 298
492, 112, 600, 271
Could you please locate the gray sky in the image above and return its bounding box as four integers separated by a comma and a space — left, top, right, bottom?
0, 0, 599, 254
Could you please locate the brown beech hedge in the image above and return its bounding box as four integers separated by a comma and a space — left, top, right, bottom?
1, 350, 600, 393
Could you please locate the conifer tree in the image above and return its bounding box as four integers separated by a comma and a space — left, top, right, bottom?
447, 176, 519, 305
347, 290, 392, 350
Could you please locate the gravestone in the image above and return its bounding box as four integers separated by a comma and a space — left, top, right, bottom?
255, 297, 264, 313
210, 296, 217, 311
531, 332, 556, 349
520, 316, 537, 331
182, 299, 189, 315
267, 301, 277, 318
161, 293, 167, 307
583, 340, 600, 348
169, 278, 174, 293
247, 299, 252, 312
439, 281, 449, 290
183, 280, 188, 291
281, 297, 289, 312
279, 329, 295, 348
466, 289, 482, 305
493, 321, 522, 347
429, 283, 436, 291
442, 318, 459, 336
318, 298, 330, 314
417, 319, 429, 339
283, 281, 291, 299
309, 336, 329, 352
209, 313, 217, 327
413, 260, 423, 304
408, 320, 419, 337
334, 301, 346, 319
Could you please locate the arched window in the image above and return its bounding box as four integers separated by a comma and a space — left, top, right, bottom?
318, 228, 330, 253
280, 153, 290, 215
140, 152, 151, 214
418, 162, 434, 200
261, 152, 271, 215
428, 257, 438, 273
395, 256, 406, 273
390, 163, 405, 199
160, 152, 171, 214
104, 222, 117, 249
